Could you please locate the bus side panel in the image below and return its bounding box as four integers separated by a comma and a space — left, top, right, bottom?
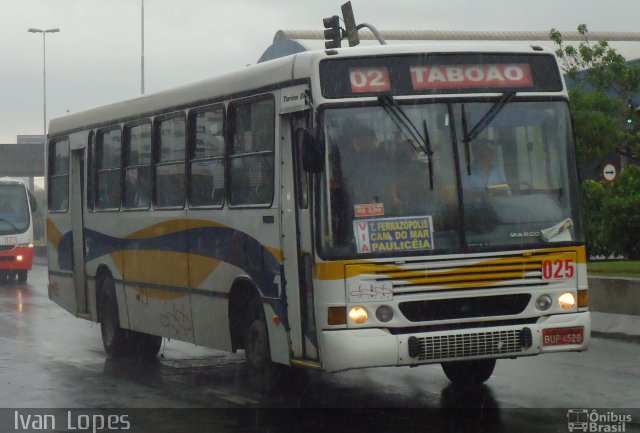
47, 217, 78, 316
83, 212, 128, 327
187, 214, 235, 350
186, 207, 289, 359
120, 213, 194, 343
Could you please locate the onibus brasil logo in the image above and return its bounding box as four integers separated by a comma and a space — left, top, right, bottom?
567, 409, 632, 432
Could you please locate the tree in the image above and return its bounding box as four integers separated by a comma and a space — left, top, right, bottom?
603, 165, 640, 259
551, 25, 640, 259
550, 25, 640, 163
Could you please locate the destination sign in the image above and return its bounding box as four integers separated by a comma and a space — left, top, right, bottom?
410, 64, 533, 90
320, 53, 562, 98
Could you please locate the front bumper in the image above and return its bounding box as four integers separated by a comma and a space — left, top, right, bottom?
319, 312, 590, 373
0, 245, 34, 271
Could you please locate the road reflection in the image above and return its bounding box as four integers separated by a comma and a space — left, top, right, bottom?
0, 280, 35, 313
99, 354, 516, 432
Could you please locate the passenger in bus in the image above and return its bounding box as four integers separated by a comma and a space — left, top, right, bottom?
246, 158, 273, 204
343, 126, 422, 217
135, 170, 151, 208
329, 123, 406, 244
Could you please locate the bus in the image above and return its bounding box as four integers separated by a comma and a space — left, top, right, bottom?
46, 42, 590, 393
0, 177, 36, 284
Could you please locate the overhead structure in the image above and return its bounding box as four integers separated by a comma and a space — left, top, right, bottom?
274, 29, 640, 43
260, 29, 640, 63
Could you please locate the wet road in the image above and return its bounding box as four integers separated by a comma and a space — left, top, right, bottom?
1, 265, 639, 432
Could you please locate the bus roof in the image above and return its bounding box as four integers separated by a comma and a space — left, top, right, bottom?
0, 177, 27, 187
48, 42, 556, 136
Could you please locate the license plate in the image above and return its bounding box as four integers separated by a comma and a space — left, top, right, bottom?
542, 327, 584, 346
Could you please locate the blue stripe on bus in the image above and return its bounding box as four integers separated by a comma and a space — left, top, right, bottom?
56, 225, 281, 300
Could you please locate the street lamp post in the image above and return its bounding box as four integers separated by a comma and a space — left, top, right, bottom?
141, 0, 145, 94
28, 27, 60, 148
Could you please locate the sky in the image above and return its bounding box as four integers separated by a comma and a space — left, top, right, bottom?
2, 0, 640, 144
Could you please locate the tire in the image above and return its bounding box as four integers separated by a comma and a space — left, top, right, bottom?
441, 359, 496, 387
244, 297, 282, 394
130, 331, 162, 358
17, 270, 27, 284
99, 276, 132, 357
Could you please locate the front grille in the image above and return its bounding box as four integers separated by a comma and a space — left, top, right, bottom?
416, 329, 523, 361
0, 256, 15, 261
399, 294, 531, 322
0, 245, 15, 252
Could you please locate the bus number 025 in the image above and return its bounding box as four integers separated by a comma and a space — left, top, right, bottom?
349, 67, 391, 93
542, 259, 575, 280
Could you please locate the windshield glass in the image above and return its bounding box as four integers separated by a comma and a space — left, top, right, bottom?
319, 100, 581, 258
0, 184, 30, 234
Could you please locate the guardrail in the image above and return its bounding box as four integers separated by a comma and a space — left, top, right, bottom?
589, 276, 640, 341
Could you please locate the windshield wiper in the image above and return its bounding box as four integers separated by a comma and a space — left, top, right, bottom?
422, 119, 434, 191
378, 95, 434, 190
461, 91, 516, 175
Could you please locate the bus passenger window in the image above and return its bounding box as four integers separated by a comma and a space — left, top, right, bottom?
123, 122, 152, 210
48, 138, 70, 212
95, 128, 122, 210
188, 107, 225, 207
155, 115, 186, 208
228, 97, 275, 206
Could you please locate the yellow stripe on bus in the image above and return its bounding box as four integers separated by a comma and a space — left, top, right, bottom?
314, 246, 585, 282
46, 218, 63, 249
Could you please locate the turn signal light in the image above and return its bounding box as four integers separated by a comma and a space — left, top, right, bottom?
328, 306, 346, 325
578, 289, 589, 308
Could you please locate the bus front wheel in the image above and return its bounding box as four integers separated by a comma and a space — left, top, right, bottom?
17, 270, 27, 284
244, 298, 282, 394
441, 359, 496, 387
100, 277, 131, 357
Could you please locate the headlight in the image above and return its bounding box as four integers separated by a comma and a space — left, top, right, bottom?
375, 305, 394, 322
349, 306, 368, 324
558, 292, 576, 310
536, 294, 552, 311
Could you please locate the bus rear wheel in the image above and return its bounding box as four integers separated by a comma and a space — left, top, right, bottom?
244, 298, 282, 394
441, 359, 496, 387
130, 331, 162, 358
100, 276, 132, 357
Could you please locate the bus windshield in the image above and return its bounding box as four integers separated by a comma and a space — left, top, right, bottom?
0, 184, 30, 235
319, 99, 581, 258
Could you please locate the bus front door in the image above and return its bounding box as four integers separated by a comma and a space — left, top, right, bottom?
284, 119, 319, 362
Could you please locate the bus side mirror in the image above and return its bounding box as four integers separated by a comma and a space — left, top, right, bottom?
302, 128, 325, 173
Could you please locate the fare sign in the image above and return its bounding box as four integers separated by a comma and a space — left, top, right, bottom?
410, 64, 533, 90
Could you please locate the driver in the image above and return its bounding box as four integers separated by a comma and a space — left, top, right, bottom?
464, 138, 510, 194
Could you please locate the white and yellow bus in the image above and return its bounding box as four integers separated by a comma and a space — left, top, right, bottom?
47, 42, 590, 392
